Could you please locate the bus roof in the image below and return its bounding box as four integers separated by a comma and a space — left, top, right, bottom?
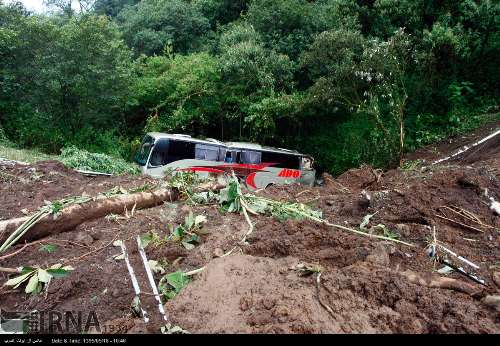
225, 142, 304, 157
147, 132, 225, 146
146, 132, 310, 158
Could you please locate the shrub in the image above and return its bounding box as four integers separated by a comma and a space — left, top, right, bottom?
59, 146, 139, 175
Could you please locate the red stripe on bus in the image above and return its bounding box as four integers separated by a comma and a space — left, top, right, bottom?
246, 172, 257, 189
179, 167, 225, 174
218, 163, 275, 170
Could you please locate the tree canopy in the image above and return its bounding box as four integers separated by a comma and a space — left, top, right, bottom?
0, 0, 498, 173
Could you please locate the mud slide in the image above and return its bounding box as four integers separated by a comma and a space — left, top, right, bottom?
0, 122, 499, 334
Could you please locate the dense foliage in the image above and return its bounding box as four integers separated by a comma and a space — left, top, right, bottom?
0, 0, 498, 174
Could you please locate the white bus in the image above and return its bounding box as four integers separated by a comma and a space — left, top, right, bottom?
135, 132, 316, 189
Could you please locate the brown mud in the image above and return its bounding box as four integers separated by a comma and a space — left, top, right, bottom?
0, 122, 499, 334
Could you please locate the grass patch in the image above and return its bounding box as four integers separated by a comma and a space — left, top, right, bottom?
0, 143, 57, 163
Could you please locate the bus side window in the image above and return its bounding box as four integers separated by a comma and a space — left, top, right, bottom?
261, 152, 300, 169
195, 144, 220, 161
166, 140, 195, 164
241, 150, 261, 164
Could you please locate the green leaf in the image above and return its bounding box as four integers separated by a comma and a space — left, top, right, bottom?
148, 260, 165, 274
37, 269, 51, 283
171, 225, 184, 241
194, 215, 207, 227
185, 211, 195, 230
139, 233, 153, 248
181, 242, 195, 250
4, 271, 35, 288
46, 268, 71, 278
359, 213, 375, 230
25, 273, 39, 294
166, 271, 189, 292
39, 244, 58, 253
20, 266, 36, 274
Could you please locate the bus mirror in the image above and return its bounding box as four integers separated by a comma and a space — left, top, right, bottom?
302, 157, 312, 170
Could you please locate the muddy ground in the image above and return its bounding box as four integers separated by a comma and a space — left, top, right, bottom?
0, 122, 499, 334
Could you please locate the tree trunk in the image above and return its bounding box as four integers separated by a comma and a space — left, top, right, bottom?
0, 189, 179, 245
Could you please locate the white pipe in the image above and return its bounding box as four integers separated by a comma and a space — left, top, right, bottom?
438, 244, 480, 270
136, 236, 168, 321
432, 129, 500, 165
0, 157, 28, 166
121, 241, 149, 323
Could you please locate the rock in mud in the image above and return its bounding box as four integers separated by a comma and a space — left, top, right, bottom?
492, 271, 500, 288
75, 231, 94, 246
482, 296, 500, 312
365, 243, 395, 267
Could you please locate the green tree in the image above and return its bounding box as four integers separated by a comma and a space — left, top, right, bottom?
217, 23, 295, 139
0, 11, 134, 153
117, 0, 210, 55
130, 51, 222, 135
247, 0, 359, 59
193, 0, 248, 28
94, 0, 139, 17
302, 28, 412, 164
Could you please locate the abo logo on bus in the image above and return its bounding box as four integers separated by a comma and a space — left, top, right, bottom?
278, 169, 301, 178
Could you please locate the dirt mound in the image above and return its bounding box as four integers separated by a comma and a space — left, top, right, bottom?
334, 165, 382, 191
167, 253, 498, 334
166, 255, 335, 333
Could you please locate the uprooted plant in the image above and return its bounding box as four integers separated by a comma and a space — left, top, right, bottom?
158, 270, 190, 300
3, 264, 74, 295
219, 174, 412, 246
359, 212, 400, 240
140, 211, 209, 251
165, 170, 206, 201
166, 211, 208, 250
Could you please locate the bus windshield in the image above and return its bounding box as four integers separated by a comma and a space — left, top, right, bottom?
135, 135, 154, 166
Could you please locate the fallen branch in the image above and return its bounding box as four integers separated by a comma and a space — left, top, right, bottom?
439, 205, 494, 230
0, 266, 19, 274
435, 214, 485, 233
263, 199, 415, 247
399, 270, 481, 296
316, 272, 335, 318
61, 235, 119, 265
75, 169, 112, 177
0, 242, 32, 261
0, 238, 90, 262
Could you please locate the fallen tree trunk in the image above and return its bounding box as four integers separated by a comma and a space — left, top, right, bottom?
0, 188, 179, 245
